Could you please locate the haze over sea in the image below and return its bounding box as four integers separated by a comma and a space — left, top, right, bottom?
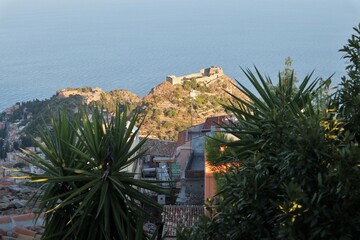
0, 0, 359, 112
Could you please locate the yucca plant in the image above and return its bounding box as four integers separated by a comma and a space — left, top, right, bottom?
219, 67, 321, 165
21, 106, 166, 239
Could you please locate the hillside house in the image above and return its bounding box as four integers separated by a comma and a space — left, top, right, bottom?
170, 115, 232, 205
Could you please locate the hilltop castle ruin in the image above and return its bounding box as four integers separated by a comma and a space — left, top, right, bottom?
166, 66, 224, 85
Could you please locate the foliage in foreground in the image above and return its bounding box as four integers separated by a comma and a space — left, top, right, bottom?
337, 23, 360, 142
22, 106, 166, 240
178, 24, 360, 240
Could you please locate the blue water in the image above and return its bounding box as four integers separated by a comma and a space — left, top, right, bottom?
0, 0, 359, 111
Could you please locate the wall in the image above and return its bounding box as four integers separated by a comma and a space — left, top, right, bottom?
166, 67, 224, 85
205, 161, 216, 201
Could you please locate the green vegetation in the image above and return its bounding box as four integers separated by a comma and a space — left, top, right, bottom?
63, 86, 93, 92
22, 106, 166, 239
337, 23, 360, 142
182, 78, 210, 93
95, 90, 140, 114
25, 95, 85, 136
182, 78, 197, 91
205, 132, 231, 169
1, 71, 238, 142
13, 162, 27, 169
178, 23, 360, 239
0, 128, 6, 139
280, 57, 298, 87
165, 108, 177, 118
19, 135, 36, 147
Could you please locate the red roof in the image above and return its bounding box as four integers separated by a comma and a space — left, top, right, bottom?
202, 115, 228, 132
14, 226, 37, 237
0, 216, 11, 224
0, 181, 12, 186
12, 213, 35, 222
139, 138, 176, 157
162, 205, 204, 237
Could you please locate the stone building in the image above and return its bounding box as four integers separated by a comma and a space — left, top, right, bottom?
166, 66, 224, 85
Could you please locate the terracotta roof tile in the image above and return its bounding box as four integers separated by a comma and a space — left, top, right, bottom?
14, 226, 36, 238
140, 138, 176, 157
12, 213, 35, 222
16, 234, 35, 240
0, 228, 6, 235
0, 216, 11, 224
0, 181, 12, 186
2, 236, 17, 240
162, 205, 204, 237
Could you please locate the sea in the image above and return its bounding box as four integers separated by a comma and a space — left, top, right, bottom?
0, 0, 359, 112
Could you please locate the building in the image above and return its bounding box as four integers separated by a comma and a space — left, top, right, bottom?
170, 115, 232, 205
161, 205, 204, 239
166, 66, 224, 85
138, 138, 177, 203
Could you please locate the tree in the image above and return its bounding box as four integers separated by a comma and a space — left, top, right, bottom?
13, 141, 20, 150
268, 57, 298, 95
165, 108, 177, 118
22, 106, 166, 239
13, 162, 27, 169
0, 128, 6, 139
20, 135, 35, 148
0, 142, 9, 160
180, 64, 360, 239
205, 132, 232, 172
280, 57, 298, 86
337, 23, 360, 142
182, 81, 192, 91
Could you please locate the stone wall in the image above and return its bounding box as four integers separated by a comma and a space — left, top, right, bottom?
166, 66, 224, 85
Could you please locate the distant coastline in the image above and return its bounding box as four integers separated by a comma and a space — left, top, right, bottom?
0, 0, 356, 112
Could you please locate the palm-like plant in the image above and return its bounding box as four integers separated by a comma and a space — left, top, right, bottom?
22, 106, 165, 239
220, 67, 320, 164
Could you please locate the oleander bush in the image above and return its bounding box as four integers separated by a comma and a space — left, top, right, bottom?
178, 23, 360, 240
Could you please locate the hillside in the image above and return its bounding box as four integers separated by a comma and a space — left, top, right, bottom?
2, 69, 247, 141
12, 87, 142, 135
139, 75, 246, 140
57, 87, 142, 111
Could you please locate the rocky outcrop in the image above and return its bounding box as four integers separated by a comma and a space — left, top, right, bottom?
139, 74, 247, 140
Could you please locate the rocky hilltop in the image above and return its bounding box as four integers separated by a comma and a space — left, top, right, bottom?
56, 87, 142, 109
1, 67, 246, 141
140, 73, 245, 139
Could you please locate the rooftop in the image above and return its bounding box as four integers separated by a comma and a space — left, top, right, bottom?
140, 138, 176, 158
0, 213, 44, 240
162, 205, 204, 238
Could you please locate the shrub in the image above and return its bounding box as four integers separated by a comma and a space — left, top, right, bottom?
22, 106, 166, 239
181, 63, 360, 239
